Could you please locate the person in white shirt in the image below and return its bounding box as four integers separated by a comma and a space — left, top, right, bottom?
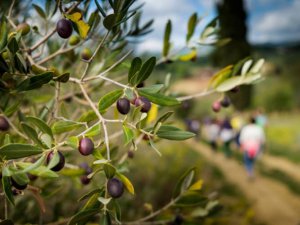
239, 117, 266, 179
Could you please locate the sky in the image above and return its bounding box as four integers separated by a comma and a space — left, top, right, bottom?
135, 0, 300, 52
32, 0, 300, 53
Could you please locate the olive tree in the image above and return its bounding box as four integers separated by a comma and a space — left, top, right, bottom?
0, 0, 264, 224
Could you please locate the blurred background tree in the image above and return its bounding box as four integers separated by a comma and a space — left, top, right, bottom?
211, 0, 252, 110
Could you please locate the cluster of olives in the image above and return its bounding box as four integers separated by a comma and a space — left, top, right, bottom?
212, 95, 231, 113
117, 96, 152, 115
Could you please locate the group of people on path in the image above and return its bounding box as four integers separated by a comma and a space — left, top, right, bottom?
188, 110, 267, 179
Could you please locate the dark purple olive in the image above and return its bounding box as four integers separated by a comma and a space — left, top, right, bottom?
117, 98, 130, 115
56, 19, 73, 39
27, 173, 38, 181
46, 151, 65, 172
80, 162, 93, 174
220, 96, 231, 108
173, 214, 184, 225
134, 97, 151, 113
212, 101, 221, 113
79, 163, 92, 185
78, 138, 94, 156
0, 116, 9, 131
107, 178, 124, 198
136, 82, 144, 88
127, 150, 134, 159
80, 175, 91, 185
230, 86, 240, 93
11, 178, 27, 190
12, 188, 20, 195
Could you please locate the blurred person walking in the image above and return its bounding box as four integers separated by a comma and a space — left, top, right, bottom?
220, 117, 235, 157
204, 118, 220, 151
239, 117, 265, 179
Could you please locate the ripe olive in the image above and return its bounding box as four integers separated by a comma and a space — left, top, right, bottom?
0, 116, 9, 131
117, 98, 130, 115
79, 162, 92, 185
220, 96, 231, 108
134, 97, 151, 113
212, 101, 221, 113
78, 137, 94, 156
56, 19, 73, 39
46, 151, 65, 171
107, 178, 124, 198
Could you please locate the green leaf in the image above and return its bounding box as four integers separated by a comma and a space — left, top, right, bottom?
52, 120, 83, 135
134, 57, 156, 85
47, 151, 60, 170
103, 14, 116, 30
95, 0, 106, 17
17, 162, 58, 178
103, 163, 116, 179
4, 100, 20, 117
21, 122, 44, 147
26, 116, 53, 139
19, 154, 46, 173
68, 209, 99, 225
33, 3, 46, 19
66, 136, 79, 149
122, 125, 134, 145
78, 188, 103, 202
2, 176, 14, 205
155, 111, 174, 125
15, 52, 27, 72
116, 172, 134, 195
215, 76, 243, 92
98, 89, 123, 113
156, 125, 195, 140
128, 57, 142, 85
54, 72, 70, 83
12, 172, 29, 185
0, 144, 43, 160
17, 71, 53, 92
41, 133, 52, 148
85, 124, 101, 137
0, 18, 8, 51
138, 84, 164, 94
163, 20, 172, 57
175, 191, 206, 207
173, 167, 196, 198
101, 212, 112, 225
241, 59, 253, 76
7, 37, 19, 55
186, 13, 198, 43
4, 134, 11, 145
138, 89, 180, 106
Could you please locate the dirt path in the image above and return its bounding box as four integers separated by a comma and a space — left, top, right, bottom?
261, 154, 300, 181
186, 140, 300, 225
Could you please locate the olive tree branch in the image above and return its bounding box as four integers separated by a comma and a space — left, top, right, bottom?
176, 89, 215, 101
37, 42, 83, 65
123, 195, 181, 224
8, 0, 15, 18
84, 50, 133, 82
78, 83, 111, 160
80, 31, 110, 81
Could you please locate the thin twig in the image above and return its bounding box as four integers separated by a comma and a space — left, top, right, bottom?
79, 83, 111, 160
81, 31, 110, 81
176, 89, 214, 101
84, 50, 133, 82
30, 28, 57, 52
8, 0, 15, 18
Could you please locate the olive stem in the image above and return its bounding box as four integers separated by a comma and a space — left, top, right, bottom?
78, 83, 111, 160
8, 0, 15, 18
176, 89, 215, 101
80, 31, 110, 81
84, 50, 133, 82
